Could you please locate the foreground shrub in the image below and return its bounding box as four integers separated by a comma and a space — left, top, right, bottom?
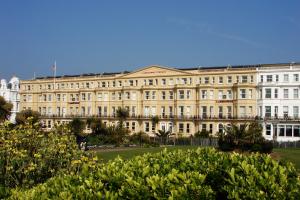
10, 148, 300, 199
0, 120, 89, 198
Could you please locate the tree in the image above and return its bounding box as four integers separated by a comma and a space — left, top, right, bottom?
0, 96, 13, 122
68, 118, 86, 144
155, 129, 173, 145
151, 116, 160, 132
194, 130, 210, 138
86, 117, 106, 135
130, 131, 149, 146
116, 107, 129, 127
15, 109, 40, 125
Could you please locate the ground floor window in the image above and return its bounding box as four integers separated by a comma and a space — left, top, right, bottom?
277, 124, 300, 137
218, 124, 223, 133
266, 124, 272, 135
144, 122, 150, 132
186, 123, 190, 133
179, 123, 184, 132
294, 125, 300, 137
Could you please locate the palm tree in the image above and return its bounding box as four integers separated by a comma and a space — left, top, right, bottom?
155, 129, 173, 145
116, 107, 129, 127
151, 115, 159, 133
0, 96, 13, 122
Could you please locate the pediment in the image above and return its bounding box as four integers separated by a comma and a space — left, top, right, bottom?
119, 65, 193, 78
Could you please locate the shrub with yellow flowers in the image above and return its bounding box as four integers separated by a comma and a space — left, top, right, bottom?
0, 118, 92, 198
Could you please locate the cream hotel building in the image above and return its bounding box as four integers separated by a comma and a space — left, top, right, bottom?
19, 63, 300, 141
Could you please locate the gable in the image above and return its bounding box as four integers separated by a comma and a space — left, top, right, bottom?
119, 65, 193, 78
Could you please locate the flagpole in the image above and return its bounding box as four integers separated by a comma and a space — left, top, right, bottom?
53, 61, 56, 90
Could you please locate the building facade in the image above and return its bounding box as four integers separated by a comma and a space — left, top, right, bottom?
19, 65, 258, 137
0, 76, 20, 123
257, 63, 300, 141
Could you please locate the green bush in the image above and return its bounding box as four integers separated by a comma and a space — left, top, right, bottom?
0, 120, 92, 198
10, 148, 300, 199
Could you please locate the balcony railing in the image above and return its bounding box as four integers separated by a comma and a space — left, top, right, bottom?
40, 114, 266, 121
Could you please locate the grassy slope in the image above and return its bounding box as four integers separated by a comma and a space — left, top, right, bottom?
95, 146, 199, 162
94, 146, 300, 172
273, 148, 300, 172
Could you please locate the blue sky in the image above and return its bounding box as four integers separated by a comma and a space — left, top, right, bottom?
0, 0, 299, 80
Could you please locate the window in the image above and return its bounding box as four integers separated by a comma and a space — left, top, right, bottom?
201, 106, 207, 118
284, 74, 289, 82
81, 93, 86, 101
260, 75, 263, 82
274, 89, 278, 98
125, 92, 130, 100
144, 122, 150, 132
204, 77, 209, 84
265, 106, 271, 118
218, 124, 224, 133
266, 75, 272, 82
202, 124, 207, 132
209, 124, 213, 133
240, 89, 246, 99
162, 79, 166, 85
284, 89, 289, 99
286, 125, 293, 137
218, 90, 223, 100
227, 106, 232, 118
179, 106, 184, 117
210, 90, 214, 99
169, 106, 173, 117
87, 93, 91, 101
179, 90, 184, 99
294, 125, 300, 137
97, 93, 102, 101
279, 125, 285, 136
218, 106, 223, 118
179, 123, 184, 132
294, 89, 299, 99
227, 90, 232, 99
129, 80, 134, 86
275, 106, 278, 118
118, 92, 122, 100
227, 76, 232, 83
266, 124, 272, 136
145, 91, 150, 100
132, 122, 136, 131
201, 90, 207, 99
47, 94, 52, 101
218, 76, 223, 84
265, 88, 272, 98
249, 89, 253, 99
240, 106, 246, 117
276, 75, 279, 82
294, 74, 299, 82
152, 91, 156, 99
187, 90, 191, 99
169, 91, 173, 99
283, 106, 289, 118
56, 94, 61, 101
186, 123, 190, 133
250, 75, 254, 83
293, 106, 299, 118
161, 91, 166, 100
241, 76, 247, 83
148, 79, 153, 85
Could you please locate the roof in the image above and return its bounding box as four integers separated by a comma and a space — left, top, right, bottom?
31, 62, 300, 81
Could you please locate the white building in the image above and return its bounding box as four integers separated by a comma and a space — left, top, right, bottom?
257, 63, 300, 141
0, 76, 20, 123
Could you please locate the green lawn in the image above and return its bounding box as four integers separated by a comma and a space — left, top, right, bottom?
93, 146, 300, 172
273, 148, 300, 172
94, 146, 200, 162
